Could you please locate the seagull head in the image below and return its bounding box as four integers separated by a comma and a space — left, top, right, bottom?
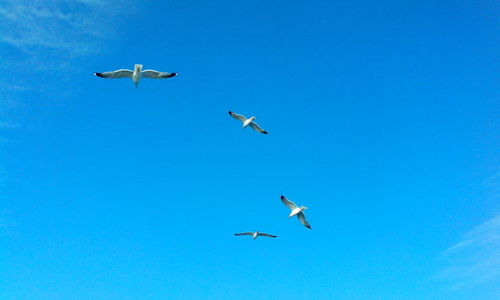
300, 206, 308, 211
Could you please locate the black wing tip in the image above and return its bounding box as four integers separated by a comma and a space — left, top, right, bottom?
262, 131, 268, 134
228, 111, 233, 115
94, 72, 104, 78
159, 73, 178, 78
306, 225, 312, 229
280, 195, 286, 199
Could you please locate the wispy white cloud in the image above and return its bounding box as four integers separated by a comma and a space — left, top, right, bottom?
0, 0, 137, 127
0, 0, 121, 57
0, 0, 139, 75
0, 1, 140, 228
436, 173, 500, 290
0, 1, 140, 200
438, 214, 500, 288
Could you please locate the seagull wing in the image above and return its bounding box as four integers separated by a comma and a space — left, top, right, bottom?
94, 69, 133, 78
234, 232, 254, 236
250, 122, 268, 134
297, 212, 311, 229
258, 232, 278, 238
228, 111, 247, 122
141, 70, 178, 79
280, 195, 298, 211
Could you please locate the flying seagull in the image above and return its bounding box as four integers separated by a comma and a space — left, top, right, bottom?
234, 231, 278, 240
228, 111, 268, 134
94, 64, 177, 87
280, 195, 311, 229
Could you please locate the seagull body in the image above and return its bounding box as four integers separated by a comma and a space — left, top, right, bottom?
234, 231, 278, 240
94, 64, 177, 87
280, 195, 311, 229
228, 111, 268, 134
289, 207, 303, 218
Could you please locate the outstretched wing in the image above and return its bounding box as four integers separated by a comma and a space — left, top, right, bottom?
234, 232, 253, 236
228, 111, 247, 122
297, 212, 311, 229
250, 122, 268, 134
258, 233, 278, 238
141, 70, 178, 79
280, 195, 298, 211
94, 69, 133, 78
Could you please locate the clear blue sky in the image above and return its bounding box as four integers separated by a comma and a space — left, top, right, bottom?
1, 1, 499, 299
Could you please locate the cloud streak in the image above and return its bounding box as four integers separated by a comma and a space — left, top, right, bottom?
0, 0, 139, 192
0, 0, 139, 67
435, 171, 500, 293
439, 214, 500, 288
441, 214, 500, 287
0, 0, 116, 56
0, 0, 137, 127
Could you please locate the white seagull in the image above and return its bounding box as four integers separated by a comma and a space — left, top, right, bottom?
234, 231, 278, 240
280, 195, 311, 229
94, 64, 177, 87
228, 111, 268, 134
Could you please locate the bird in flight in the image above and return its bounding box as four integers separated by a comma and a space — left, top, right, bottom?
280, 195, 311, 229
228, 111, 268, 134
94, 64, 177, 87
234, 231, 278, 240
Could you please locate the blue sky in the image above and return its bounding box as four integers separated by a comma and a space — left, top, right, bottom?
0, 0, 499, 299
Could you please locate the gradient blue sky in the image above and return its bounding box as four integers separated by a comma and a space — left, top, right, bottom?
1, 1, 499, 299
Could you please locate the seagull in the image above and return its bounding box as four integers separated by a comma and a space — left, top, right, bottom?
94, 64, 177, 87
234, 231, 278, 240
228, 111, 268, 134
280, 195, 311, 229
